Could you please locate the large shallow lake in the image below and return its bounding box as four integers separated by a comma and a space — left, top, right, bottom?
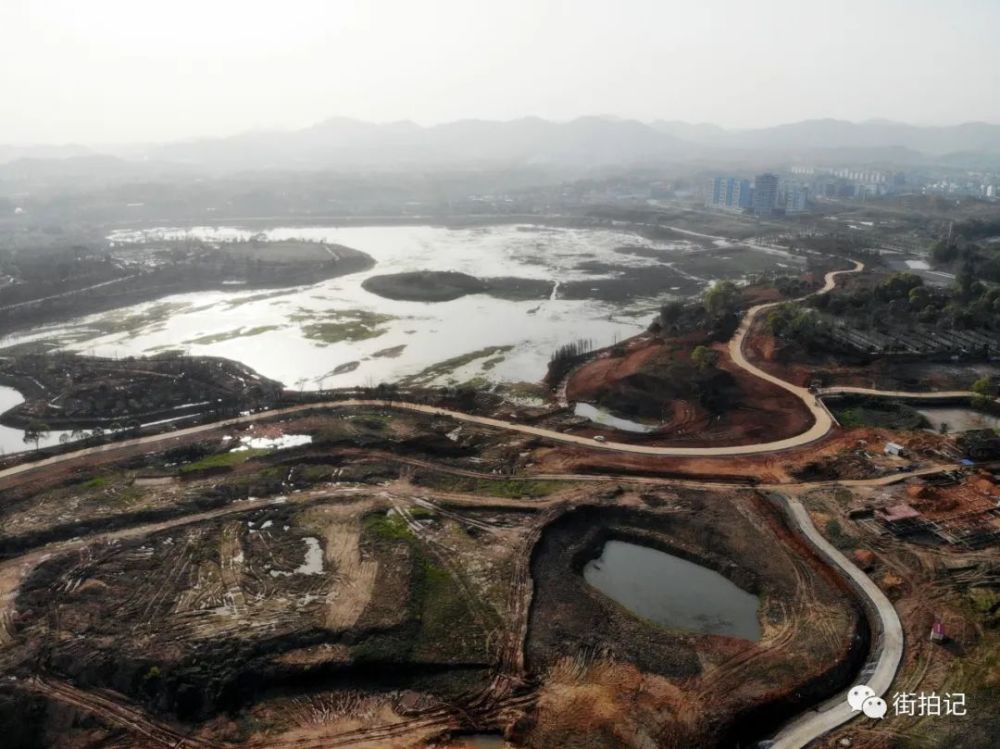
0, 224, 803, 393
584, 539, 761, 640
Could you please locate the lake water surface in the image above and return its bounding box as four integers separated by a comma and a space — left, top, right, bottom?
0, 385, 74, 456
1, 224, 803, 392
584, 539, 761, 640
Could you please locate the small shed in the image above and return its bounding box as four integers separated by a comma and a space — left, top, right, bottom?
878, 503, 921, 523
930, 620, 947, 643
876, 503, 926, 536
884, 442, 906, 457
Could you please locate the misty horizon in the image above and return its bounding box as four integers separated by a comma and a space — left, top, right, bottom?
4, 0, 1000, 145
8, 114, 1000, 150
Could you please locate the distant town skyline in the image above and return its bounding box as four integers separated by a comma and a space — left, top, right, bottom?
2, 0, 999, 145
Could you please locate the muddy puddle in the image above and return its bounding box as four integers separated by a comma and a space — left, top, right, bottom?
574, 401, 657, 433
584, 540, 761, 640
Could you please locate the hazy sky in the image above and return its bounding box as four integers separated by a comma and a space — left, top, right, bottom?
2, 0, 998, 144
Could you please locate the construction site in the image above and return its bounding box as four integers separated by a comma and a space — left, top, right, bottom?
848, 470, 1000, 549
0, 231, 998, 748
0, 404, 872, 749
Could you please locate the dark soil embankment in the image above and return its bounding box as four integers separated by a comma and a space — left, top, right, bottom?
0, 243, 375, 335
13, 503, 494, 723
362, 270, 552, 302
0, 353, 283, 430
0, 688, 47, 749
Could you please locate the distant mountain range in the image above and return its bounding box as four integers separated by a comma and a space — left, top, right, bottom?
3, 117, 1000, 174
651, 118, 1000, 156
143, 116, 693, 171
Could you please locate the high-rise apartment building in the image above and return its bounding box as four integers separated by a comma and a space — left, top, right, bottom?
753, 173, 779, 216
784, 183, 810, 213
708, 176, 753, 211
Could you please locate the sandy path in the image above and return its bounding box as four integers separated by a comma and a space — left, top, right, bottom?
324, 520, 378, 630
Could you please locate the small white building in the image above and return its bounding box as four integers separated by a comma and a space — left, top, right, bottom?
884, 442, 906, 457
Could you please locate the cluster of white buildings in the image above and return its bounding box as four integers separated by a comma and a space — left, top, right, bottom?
922, 179, 999, 200
789, 165, 907, 199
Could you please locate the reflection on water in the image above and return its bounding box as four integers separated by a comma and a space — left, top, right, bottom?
584, 540, 761, 641
4, 225, 802, 391
0, 385, 74, 456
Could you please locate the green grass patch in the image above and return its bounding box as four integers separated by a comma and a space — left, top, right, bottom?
221, 289, 291, 310
414, 472, 565, 499
184, 325, 280, 345
496, 380, 549, 403
311, 411, 396, 447
399, 346, 513, 387
354, 413, 391, 431
969, 588, 1000, 628
179, 448, 270, 473
299, 464, 337, 482
356, 509, 496, 663
363, 511, 414, 542
832, 398, 930, 430
89, 302, 192, 337
412, 559, 471, 654
80, 475, 112, 489
293, 309, 394, 345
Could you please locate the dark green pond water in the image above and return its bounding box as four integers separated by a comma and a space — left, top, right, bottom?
584, 540, 762, 641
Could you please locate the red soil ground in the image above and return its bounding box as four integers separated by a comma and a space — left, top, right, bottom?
566, 334, 815, 447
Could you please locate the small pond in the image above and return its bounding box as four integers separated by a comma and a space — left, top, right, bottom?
0, 385, 74, 456
574, 402, 657, 433
917, 407, 1000, 434
584, 540, 761, 641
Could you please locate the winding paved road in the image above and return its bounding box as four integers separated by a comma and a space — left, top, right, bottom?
767, 496, 904, 749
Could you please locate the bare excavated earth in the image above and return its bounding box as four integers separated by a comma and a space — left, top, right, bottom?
565, 334, 815, 447
0, 408, 867, 749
